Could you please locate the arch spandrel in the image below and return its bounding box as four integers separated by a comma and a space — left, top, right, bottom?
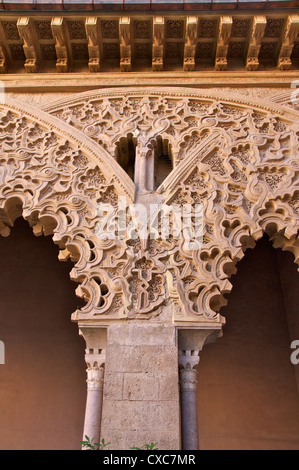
0, 89, 298, 327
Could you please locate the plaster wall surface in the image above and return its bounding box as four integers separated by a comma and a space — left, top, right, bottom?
0, 218, 86, 450
197, 237, 299, 450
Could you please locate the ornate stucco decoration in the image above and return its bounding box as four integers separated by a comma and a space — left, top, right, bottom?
0, 88, 297, 328
42, 88, 299, 326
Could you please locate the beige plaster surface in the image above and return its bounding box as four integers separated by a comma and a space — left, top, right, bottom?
0, 218, 86, 450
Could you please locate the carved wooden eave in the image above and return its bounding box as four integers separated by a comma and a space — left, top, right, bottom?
0, 12, 298, 74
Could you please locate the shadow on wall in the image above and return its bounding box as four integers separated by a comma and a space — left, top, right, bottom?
197, 235, 299, 450
0, 217, 86, 450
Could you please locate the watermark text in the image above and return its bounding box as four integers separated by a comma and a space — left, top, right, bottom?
290, 340, 299, 365
95, 196, 203, 250
0, 340, 4, 364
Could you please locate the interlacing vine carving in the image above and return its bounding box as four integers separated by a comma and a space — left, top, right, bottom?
0, 89, 298, 325
0, 101, 133, 321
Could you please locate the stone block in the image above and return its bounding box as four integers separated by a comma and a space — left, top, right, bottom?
103, 372, 124, 401
107, 322, 176, 347
158, 374, 179, 401
123, 373, 159, 401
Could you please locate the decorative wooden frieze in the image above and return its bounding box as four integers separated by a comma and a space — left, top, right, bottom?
0, 13, 294, 73
246, 16, 267, 71
119, 17, 131, 72
277, 15, 299, 70
85, 17, 101, 73
215, 16, 232, 71
51, 17, 70, 72
17, 17, 39, 73
152, 16, 164, 72
183, 16, 198, 72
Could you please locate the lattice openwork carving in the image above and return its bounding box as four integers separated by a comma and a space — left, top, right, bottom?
0, 89, 297, 326
0, 100, 134, 321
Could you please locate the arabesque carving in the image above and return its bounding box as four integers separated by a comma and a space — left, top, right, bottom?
0, 99, 135, 322
0, 88, 297, 327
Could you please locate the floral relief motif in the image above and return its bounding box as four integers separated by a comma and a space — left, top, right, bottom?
0, 89, 297, 327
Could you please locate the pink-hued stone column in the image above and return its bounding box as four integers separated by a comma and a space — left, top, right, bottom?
179, 350, 200, 450
83, 350, 105, 444
79, 327, 107, 447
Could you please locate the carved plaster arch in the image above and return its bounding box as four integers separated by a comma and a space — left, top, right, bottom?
0, 97, 137, 322
41, 87, 299, 327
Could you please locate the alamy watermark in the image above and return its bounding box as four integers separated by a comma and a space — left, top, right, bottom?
290, 340, 299, 366
95, 196, 203, 250
0, 340, 4, 364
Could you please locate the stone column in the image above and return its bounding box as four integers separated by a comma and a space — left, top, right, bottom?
179, 349, 200, 450
178, 328, 222, 450
79, 326, 107, 447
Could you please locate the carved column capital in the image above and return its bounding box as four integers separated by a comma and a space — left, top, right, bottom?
79, 326, 107, 444
178, 328, 221, 389
85, 348, 105, 391
178, 350, 200, 391
79, 326, 107, 389
184, 16, 198, 72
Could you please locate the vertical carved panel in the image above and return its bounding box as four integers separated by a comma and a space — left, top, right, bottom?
184, 16, 197, 72
119, 17, 131, 72
85, 17, 101, 72
215, 16, 232, 71
51, 17, 70, 73
246, 16, 267, 71
0, 43, 9, 73
153, 16, 164, 71
17, 17, 39, 72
